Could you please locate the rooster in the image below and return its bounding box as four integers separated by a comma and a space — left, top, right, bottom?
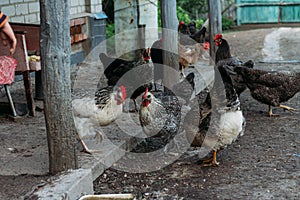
99, 49, 152, 112
184, 65, 246, 166
72, 85, 126, 153
214, 33, 255, 96
137, 87, 181, 152
225, 65, 299, 117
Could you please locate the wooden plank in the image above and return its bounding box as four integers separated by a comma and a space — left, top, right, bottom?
22, 71, 35, 116
208, 0, 222, 62
236, 0, 300, 24
237, 2, 300, 7
160, 0, 180, 89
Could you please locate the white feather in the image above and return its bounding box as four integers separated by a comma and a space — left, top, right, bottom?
214, 109, 245, 151
72, 94, 123, 140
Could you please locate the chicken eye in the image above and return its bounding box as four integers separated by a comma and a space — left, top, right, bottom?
147, 95, 151, 98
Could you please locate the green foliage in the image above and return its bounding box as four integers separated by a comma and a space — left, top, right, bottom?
222, 16, 234, 30
177, 0, 208, 20
177, 6, 191, 24
106, 23, 115, 39
106, 23, 115, 54
195, 19, 204, 29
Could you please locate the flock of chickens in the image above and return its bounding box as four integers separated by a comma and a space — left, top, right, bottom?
72, 22, 300, 166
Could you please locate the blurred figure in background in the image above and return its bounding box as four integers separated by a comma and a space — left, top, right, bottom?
0, 12, 17, 54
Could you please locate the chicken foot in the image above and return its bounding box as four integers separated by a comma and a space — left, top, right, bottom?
268, 105, 296, 117
202, 150, 220, 167
279, 104, 296, 112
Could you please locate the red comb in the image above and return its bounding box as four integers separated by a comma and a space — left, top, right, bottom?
214, 34, 223, 41
120, 85, 126, 100
203, 42, 210, 50
142, 87, 148, 99
179, 21, 185, 25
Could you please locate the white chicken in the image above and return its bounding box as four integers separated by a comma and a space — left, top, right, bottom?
137, 88, 181, 152
72, 85, 126, 153
184, 65, 246, 166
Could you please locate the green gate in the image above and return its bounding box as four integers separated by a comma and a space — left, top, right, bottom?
236, 0, 300, 25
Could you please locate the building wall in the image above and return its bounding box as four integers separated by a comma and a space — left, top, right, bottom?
0, 0, 106, 65
0, 0, 103, 23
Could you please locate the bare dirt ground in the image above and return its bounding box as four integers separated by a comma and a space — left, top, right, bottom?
93, 28, 300, 199
0, 28, 299, 199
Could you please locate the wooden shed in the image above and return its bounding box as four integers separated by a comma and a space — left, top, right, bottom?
236, 0, 300, 25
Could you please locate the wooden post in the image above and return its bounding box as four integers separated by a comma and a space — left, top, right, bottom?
40, 0, 78, 174
208, 0, 222, 63
160, 0, 180, 90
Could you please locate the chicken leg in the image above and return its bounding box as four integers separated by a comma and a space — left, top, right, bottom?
129, 99, 139, 113
79, 131, 103, 154
268, 106, 279, 117
202, 150, 220, 167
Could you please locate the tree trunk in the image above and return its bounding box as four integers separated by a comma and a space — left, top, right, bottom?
208, 0, 222, 63
40, 0, 78, 174
160, 0, 180, 90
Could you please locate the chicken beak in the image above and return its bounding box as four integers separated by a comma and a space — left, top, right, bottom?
223, 65, 237, 75
115, 93, 124, 105
142, 98, 150, 107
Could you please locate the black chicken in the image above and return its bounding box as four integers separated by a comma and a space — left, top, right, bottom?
225, 65, 300, 117
178, 21, 207, 45
188, 21, 197, 35
99, 49, 153, 112
150, 39, 164, 91
214, 33, 255, 96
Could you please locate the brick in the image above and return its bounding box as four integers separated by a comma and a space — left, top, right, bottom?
0, 0, 9, 6
25, 13, 38, 23
29, 2, 40, 13
74, 34, 82, 43
71, 35, 75, 44
70, 19, 75, 27
70, 26, 76, 35
10, 15, 25, 23
74, 17, 86, 26
79, 0, 90, 6
16, 3, 29, 15
70, 7, 77, 15
70, 0, 79, 7
1, 5, 16, 16
9, 0, 23, 3
75, 25, 82, 34
82, 33, 88, 40
77, 6, 85, 13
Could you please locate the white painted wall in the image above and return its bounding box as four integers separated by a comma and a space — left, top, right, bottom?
0, 0, 102, 24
